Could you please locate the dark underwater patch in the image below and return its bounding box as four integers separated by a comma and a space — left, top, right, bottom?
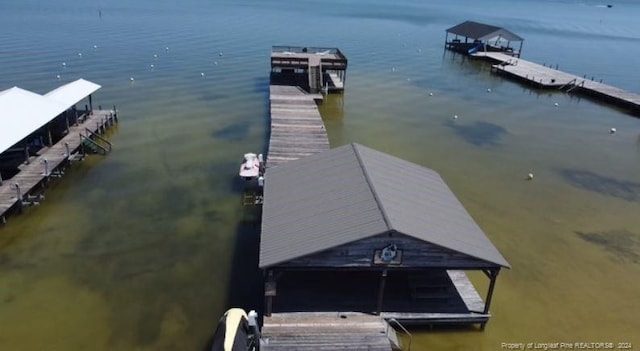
576, 229, 640, 264
445, 120, 507, 146
559, 169, 640, 202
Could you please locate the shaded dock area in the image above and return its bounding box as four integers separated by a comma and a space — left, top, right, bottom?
267, 86, 328, 168
268, 269, 490, 326
473, 49, 640, 114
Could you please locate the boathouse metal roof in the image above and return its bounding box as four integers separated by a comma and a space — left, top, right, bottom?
0, 87, 68, 154
446, 21, 523, 42
0, 79, 100, 154
259, 143, 510, 269
45, 78, 101, 107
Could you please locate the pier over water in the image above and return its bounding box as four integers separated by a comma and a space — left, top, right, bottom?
0, 79, 117, 224
266, 46, 347, 168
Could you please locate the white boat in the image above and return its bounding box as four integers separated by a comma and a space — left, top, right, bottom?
211, 308, 260, 351
239, 153, 262, 180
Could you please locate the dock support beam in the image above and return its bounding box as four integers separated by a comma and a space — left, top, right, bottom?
265, 270, 276, 317
483, 269, 500, 315
376, 269, 388, 315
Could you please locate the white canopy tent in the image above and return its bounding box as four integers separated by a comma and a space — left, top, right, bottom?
0, 79, 101, 155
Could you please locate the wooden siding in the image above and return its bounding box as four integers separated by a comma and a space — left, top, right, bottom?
277, 232, 498, 269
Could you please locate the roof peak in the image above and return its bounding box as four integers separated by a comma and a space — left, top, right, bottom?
351, 143, 392, 231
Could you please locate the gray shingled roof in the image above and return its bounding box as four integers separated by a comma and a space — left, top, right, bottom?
446, 21, 523, 42
259, 143, 510, 269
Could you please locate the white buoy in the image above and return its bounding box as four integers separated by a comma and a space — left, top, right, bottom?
78, 52, 82, 57
429, 92, 434, 96
165, 47, 169, 51
610, 127, 616, 134
487, 88, 492, 92
153, 54, 158, 59
554, 102, 559, 107
391, 67, 396, 72
93, 45, 98, 49
62, 62, 66, 67
453, 115, 458, 119
213, 61, 218, 65
219, 52, 223, 57
527, 173, 534, 180
200, 72, 205, 77
150, 64, 154, 69
130, 77, 135, 82
56, 75, 61, 80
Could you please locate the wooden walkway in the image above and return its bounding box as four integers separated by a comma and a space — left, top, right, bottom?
473, 52, 640, 113
261, 312, 396, 351
267, 85, 329, 168
0, 110, 116, 222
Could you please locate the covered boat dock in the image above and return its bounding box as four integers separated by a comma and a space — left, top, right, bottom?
258, 143, 510, 349
270, 46, 348, 94
0, 78, 117, 223
445, 20, 523, 57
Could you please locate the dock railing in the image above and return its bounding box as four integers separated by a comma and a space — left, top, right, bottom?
84, 128, 113, 152
387, 318, 412, 351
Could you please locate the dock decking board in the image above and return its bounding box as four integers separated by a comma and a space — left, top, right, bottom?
261, 312, 394, 351
0, 110, 116, 220
267, 85, 329, 168
473, 52, 640, 113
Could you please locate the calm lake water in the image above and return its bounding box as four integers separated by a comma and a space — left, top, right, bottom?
1, 0, 639, 350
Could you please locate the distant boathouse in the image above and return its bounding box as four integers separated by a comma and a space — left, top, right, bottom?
446, 20, 640, 115
445, 20, 524, 57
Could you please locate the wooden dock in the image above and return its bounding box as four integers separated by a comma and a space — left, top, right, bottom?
381, 270, 489, 326
261, 312, 397, 351
0, 109, 117, 222
473, 51, 640, 114
267, 85, 329, 168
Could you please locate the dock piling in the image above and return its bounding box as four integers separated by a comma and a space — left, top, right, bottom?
41, 159, 49, 177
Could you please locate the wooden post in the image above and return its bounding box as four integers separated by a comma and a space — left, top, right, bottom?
42, 158, 49, 177
483, 269, 500, 314
89, 94, 93, 114
518, 41, 523, 58
265, 270, 276, 317
0, 170, 3, 186
65, 114, 70, 134
24, 144, 30, 165
47, 126, 53, 147
376, 269, 388, 315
